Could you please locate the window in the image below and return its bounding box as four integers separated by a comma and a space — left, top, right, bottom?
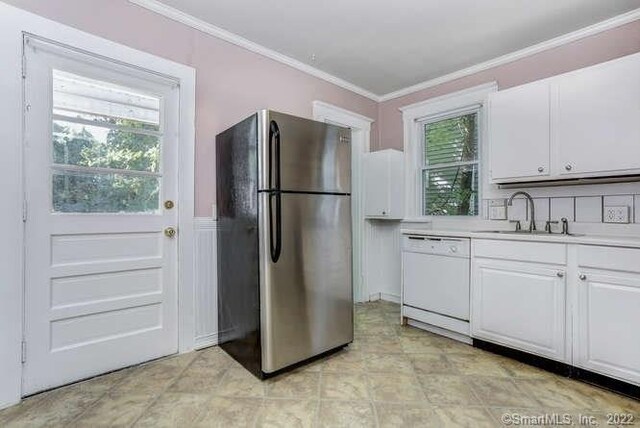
420, 110, 479, 216
51, 70, 162, 213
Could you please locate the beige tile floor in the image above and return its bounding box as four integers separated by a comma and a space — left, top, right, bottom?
1, 301, 638, 427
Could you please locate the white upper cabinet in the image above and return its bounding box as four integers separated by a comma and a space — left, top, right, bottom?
489, 81, 550, 182
554, 54, 640, 178
363, 149, 404, 219
489, 52, 640, 183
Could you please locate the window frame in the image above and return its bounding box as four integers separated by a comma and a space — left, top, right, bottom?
400, 82, 497, 220
419, 106, 481, 217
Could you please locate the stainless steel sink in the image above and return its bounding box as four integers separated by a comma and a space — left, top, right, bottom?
473, 230, 584, 237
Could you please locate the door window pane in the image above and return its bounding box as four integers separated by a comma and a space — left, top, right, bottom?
51, 70, 163, 213
52, 170, 160, 213
53, 70, 160, 125
53, 120, 160, 173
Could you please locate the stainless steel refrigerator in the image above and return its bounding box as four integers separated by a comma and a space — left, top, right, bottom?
216, 110, 353, 378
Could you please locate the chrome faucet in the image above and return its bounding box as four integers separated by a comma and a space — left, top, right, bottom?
507, 191, 536, 232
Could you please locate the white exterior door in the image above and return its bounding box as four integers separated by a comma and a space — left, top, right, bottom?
22, 38, 180, 394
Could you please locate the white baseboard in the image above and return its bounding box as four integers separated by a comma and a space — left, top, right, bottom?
380, 293, 400, 303
368, 292, 401, 304
368, 292, 381, 301
194, 333, 219, 350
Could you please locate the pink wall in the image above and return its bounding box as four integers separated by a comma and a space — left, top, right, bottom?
3, 0, 379, 217
377, 20, 640, 151
4, 1, 640, 211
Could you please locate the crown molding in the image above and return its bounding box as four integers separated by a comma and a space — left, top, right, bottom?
378, 7, 640, 102
130, 1, 640, 105
128, 0, 381, 102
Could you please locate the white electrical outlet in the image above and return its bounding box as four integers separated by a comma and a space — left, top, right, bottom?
603, 205, 629, 224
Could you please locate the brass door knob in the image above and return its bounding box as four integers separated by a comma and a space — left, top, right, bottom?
164, 227, 177, 238
164, 200, 175, 209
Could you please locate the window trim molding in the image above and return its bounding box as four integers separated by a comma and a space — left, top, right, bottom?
402, 82, 497, 220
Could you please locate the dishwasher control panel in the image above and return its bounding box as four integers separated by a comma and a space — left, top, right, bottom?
402, 235, 470, 257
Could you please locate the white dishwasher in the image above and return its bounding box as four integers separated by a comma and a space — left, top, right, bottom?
402, 234, 471, 338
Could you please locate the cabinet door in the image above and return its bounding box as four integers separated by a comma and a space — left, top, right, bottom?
471, 258, 566, 361
489, 81, 550, 182
363, 153, 389, 217
554, 53, 640, 177
574, 270, 640, 385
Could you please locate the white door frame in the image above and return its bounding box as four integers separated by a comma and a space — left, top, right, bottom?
0, 3, 196, 408
313, 101, 374, 303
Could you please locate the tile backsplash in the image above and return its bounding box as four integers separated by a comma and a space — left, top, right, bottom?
485, 194, 640, 224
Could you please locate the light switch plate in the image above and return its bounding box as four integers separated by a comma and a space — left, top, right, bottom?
488, 199, 507, 220
603, 205, 629, 224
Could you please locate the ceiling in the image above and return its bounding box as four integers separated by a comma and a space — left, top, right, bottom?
151, 0, 640, 96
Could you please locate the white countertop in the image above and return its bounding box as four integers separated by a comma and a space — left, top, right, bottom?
400, 228, 640, 249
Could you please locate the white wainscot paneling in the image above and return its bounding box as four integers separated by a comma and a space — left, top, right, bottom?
194, 218, 218, 349
366, 220, 401, 302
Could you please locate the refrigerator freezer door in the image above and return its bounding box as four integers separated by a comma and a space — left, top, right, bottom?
258, 110, 351, 194
259, 192, 353, 373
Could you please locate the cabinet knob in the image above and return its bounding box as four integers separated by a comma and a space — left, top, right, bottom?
556, 272, 564, 278
579, 273, 587, 281
565, 164, 573, 171
538, 166, 544, 173
382, 211, 386, 215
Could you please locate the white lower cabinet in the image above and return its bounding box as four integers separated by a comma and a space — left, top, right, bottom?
469, 240, 640, 386
471, 258, 567, 362
573, 246, 640, 385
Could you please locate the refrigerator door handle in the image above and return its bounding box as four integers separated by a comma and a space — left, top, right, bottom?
269, 120, 282, 263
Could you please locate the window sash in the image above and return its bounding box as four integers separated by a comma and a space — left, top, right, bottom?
421, 110, 479, 169
419, 109, 480, 216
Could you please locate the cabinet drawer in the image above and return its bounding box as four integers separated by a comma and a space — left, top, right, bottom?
578, 245, 640, 274
473, 239, 566, 265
